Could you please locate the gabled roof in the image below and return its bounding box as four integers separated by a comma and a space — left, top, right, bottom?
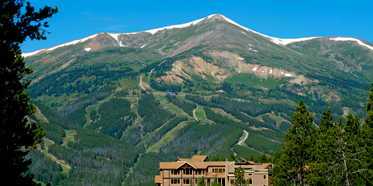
159, 161, 226, 170
159, 161, 197, 170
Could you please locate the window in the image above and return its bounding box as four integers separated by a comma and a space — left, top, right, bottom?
171, 170, 180, 175
184, 169, 192, 175
213, 168, 225, 173
196, 170, 203, 175
263, 175, 266, 179
183, 179, 190, 184
171, 179, 180, 184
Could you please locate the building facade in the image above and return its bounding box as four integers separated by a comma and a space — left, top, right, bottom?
155, 155, 273, 186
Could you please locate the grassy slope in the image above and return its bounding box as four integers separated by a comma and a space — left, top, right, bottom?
41, 135, 74, 174
146, 120, 190, 153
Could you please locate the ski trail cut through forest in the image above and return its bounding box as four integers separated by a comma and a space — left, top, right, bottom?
123, 153, 143, 185
193, 106, 198, 121
243, 132, 271, 156
139, 75, 146, 90
238, 130, 248, 146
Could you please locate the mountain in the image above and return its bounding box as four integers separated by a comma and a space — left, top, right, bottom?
23, 14, 373, 185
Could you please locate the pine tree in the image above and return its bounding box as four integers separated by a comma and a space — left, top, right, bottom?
309, 111, 366, 186
247, 155, 254, 161
361, 82, 373, 184
0, 0, 57, 184
197, 176, 206, 186
232, 166, 251, 186
308, 108, 334, 185
272, 99, 316, 186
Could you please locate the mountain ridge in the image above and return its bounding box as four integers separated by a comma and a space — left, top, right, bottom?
23, 14, 373, 57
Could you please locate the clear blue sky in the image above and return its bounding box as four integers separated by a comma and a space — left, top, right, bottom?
21, 0, 373, 53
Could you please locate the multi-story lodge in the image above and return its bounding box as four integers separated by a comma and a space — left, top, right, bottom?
155, 155, 273, 186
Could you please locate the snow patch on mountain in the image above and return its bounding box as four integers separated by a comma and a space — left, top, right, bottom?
219, 15, 320, 45
330, 37, 373, 51
23, 34, 97, 57
144, 15, 213, 35
84, 48, 91, 51
273, 37, 321, 45
22, 49, 44, 57
108, 33, 121, 42
47, 34, 97, 51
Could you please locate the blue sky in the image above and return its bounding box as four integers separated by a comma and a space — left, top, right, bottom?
21, 0, 373, 52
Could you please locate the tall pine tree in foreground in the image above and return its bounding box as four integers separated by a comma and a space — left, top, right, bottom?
307, 108, 334, 186
272, 99, 316, 186
0, 0, 57, 184
310, 114, 364, 186
361, 82, 373, 184
273, 84, 373, 186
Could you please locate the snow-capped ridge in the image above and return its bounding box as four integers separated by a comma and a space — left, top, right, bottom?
219, 14, 320, 45
23, 14, 325, 57
330, 37, 373, 51
23, 34, 97, 57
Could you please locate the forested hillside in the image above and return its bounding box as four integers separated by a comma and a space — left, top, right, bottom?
23, 14, 373, 185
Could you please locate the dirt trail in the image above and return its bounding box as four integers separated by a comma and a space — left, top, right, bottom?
193, 106, 198, 121
139, 75, 146, 90
48, 153, 71, 169
44, 138, 55, 144
237, 130, 248, 146
149, 60, 166, 76
36, 107, 49, 122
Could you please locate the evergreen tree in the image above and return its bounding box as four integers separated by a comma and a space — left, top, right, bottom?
248, 155, 253, 161
272, 99, 316, 186
320, 115, 365, 186
232, 166, 251, 186
361, 82, 373, 184
0, 0, 57, 184
197, 176, 206, 186
308, 108, 334, 186
309, 111, 366, 186
260, 153, 268, 163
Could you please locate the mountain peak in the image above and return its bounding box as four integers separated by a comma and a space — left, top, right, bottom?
23, 14, 323, 57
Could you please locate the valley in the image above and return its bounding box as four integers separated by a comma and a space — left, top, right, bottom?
22, 14, 373, 185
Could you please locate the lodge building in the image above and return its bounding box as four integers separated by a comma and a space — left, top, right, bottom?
155, 155, 273, 186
